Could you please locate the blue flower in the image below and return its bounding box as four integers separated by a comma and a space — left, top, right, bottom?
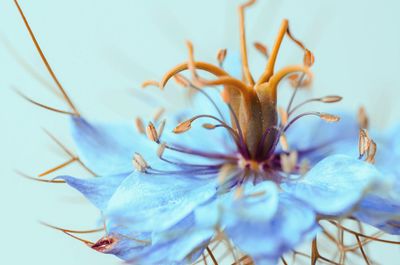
14, 0, 400, 264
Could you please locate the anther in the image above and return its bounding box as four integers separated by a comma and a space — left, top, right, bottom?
358, 106, 369, 129
157, 142, 166, 158
254, 42, 269, 58
202, 123, 217, 130
319, 113, 340, 122
173, 119, 192, 134
320, 95, 342, 103
280, 151, 298, 173
146, 122, 159, 142
153, 108, 165, 123
217, 48, 227, 66
135, 117, 145, 134
132, 153, 149, 172
157, 119, 166, 139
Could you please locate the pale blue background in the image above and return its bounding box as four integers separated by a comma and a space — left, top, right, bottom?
1, 0, 399, 264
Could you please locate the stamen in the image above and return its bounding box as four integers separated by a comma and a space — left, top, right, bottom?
216, 48, 227, 67
132, 153, 149, 172
135, 117, 146, 134
278, 106, 288, 126
320, 95, 343, 103
283, 112, 340, 132
319, 113, 341, 122
157, 119, 166, 139
157, 142, 167, 158
14, 0, 80, 116
280, 151, 298, 173
279, 134, 289, 151
153, 108, 165, 123
202, 123, 217, 129
286, 73, 306, 114
146, 122, 159, 142
173, 119, 193, 134
217, 164, 237, 185
288, 95, 342, 116
358, 106, 369, 129
365, 140, 377, 164
358, 129, 371, 158
299, 159, 310, 175
254, 42, 269, 58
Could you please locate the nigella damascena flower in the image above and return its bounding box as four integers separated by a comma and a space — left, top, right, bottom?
15, 0, 400, 264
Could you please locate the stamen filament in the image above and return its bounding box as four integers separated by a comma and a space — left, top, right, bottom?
283, 111, 340, 132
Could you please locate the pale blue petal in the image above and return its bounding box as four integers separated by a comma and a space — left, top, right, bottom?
282, 155, 382, 215
195, 181, 279, 228
71, 117, 154, 176
57, 174, 127, 210
354, 175, 400, 234
131, 214, 213, 264
105, 173, 217, 233
226, 194, 317, 260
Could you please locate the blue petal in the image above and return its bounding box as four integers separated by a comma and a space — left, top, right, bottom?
105, 173, 217, 233
195, 181, 279, 228
57, 174, 128, 210
130, 214, 213, 264
71, 117, 154, 176
282, 155, 382, 215
226, 193, 318, 260
97, 214, 212, 265
354, 176, 400, 234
